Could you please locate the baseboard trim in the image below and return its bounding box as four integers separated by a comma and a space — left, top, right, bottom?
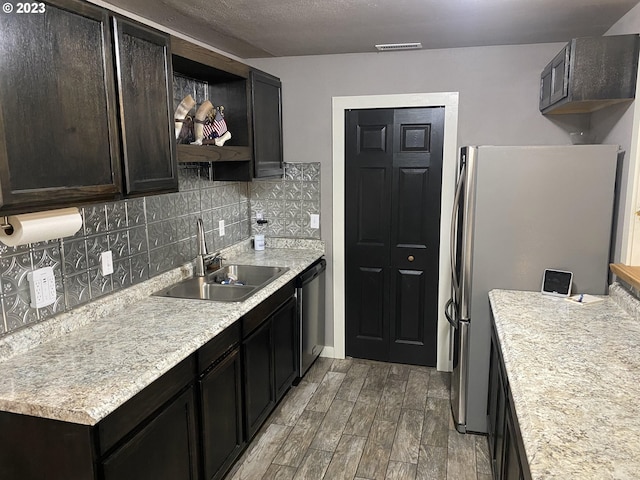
319, 346, 340, 359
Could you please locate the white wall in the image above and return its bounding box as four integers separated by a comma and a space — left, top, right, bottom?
592, 3, 640, 264
88, 0, 640, 358
250, 42, 591, 354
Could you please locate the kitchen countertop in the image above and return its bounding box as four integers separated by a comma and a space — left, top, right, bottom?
489, 287, 640, 480
0, 240, 324, 426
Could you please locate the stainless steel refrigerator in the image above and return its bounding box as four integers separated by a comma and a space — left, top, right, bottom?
446, 144, 619, 434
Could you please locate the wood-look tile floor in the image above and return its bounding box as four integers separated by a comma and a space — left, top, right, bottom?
226, 357, 492, 480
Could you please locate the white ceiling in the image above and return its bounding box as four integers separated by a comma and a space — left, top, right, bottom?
101, 0, 640, 58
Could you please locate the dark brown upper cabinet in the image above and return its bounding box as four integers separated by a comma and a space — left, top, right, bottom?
0, 0, 122, 215
540, 34, 640, 115
113, 18, 178, 196
539, 44, 570, 111
170, 37, 284, 181
0, 1, 178, 215
171, 37, 252, 178
251, 70, 284, 178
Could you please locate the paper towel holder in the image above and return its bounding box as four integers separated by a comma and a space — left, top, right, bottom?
0, 208, 83, 247
1, 217, 13, 234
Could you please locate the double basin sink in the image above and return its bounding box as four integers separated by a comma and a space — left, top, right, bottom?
154, 264, 289, 302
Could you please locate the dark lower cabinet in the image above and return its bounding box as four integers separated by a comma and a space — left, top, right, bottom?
487, 320, 530, 480
0, 412, 94, 480
0, 287, 300, 480
0, 356, 198, 480
504, 406, 525, 480
243, 319, 276, 438
242, 286, 297, 440
200, 347, 244, 480
488, 335, 507, 478
101, 387, 199, 480
272, 297, 298, 401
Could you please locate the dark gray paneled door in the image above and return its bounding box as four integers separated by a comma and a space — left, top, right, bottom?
345, 107, 444, 367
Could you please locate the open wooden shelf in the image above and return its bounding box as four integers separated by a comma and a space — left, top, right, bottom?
176, 144, 251, 163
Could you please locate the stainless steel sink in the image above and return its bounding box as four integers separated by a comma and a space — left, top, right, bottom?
153, 265, 288, 302
208, 265, 287, 286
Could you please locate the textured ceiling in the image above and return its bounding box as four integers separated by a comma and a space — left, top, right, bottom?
100, 0, 640, 58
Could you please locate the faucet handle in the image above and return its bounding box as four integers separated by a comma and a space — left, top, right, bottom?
203, 251, 224, 272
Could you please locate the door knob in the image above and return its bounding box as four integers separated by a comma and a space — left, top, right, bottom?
408, 255, 415, 262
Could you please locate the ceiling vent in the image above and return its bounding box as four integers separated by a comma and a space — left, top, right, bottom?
375, 42, 423, 51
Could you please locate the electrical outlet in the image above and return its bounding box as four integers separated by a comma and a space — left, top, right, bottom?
310, 214, 320, 229
101, 251, 113, 276
219, 220, 225, 236
27, 267, 57, 309
256, 211, 264, 221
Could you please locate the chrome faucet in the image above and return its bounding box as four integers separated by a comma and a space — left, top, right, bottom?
195, 218, 207, 276
194, 218, 223, 276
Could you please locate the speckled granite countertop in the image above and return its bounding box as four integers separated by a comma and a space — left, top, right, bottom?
489, 287, 640, 480
0, 239, 323, 426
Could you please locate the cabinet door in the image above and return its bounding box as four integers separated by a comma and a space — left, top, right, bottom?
101, 387, 199, 480
200, 348, 244, 480
487, 337, 501, 464
539, 43, 571, 113
243, 319, 275, 439
272, 297, 297, 401
0, 412, 94, 480
503, 406, 524, 480
113, 18, 177, 196
250, 70, 283, 178
494, 360, 507, 478
488, 331, 510, 479
0, 0, 121, 214
539, 63, 553, 110
549, 43, 570, 105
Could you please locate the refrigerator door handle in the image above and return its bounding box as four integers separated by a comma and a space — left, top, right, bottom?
445, 298, 458, 329
450, 162, 465, 301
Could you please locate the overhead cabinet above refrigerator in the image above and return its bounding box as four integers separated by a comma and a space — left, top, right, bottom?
539, 34, 640, 114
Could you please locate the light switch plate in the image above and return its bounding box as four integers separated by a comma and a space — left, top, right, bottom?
27, 267, 57, 309
256, 211, 264, 221
310, 214, 320, 229
101, 251, 113, 276
219, 220, 225, 236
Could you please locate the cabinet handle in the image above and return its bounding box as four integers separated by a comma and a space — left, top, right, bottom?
408, 255, 415, 262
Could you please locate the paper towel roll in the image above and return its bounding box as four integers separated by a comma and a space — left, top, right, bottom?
0, 208, 82, 246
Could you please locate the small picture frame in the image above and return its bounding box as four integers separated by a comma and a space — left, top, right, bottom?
541, 269, 573, 297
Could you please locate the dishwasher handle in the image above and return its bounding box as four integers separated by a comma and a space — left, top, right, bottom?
296, 258, 326, 286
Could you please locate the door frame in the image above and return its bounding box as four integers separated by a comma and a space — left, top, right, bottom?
331, 92, 459, 371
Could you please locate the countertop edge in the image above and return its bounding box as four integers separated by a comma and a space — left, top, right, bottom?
0, 244, 324, 425
488, 288, 640, 480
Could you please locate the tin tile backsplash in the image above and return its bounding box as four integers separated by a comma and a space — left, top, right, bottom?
250, 163, 321, 239
0, 162, 320, 337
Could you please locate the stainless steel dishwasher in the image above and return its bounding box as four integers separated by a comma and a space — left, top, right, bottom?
296, 258, 326, 379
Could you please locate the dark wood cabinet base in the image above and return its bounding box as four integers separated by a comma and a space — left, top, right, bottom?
0, 282, 299, 480
487, 316, 532, 480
